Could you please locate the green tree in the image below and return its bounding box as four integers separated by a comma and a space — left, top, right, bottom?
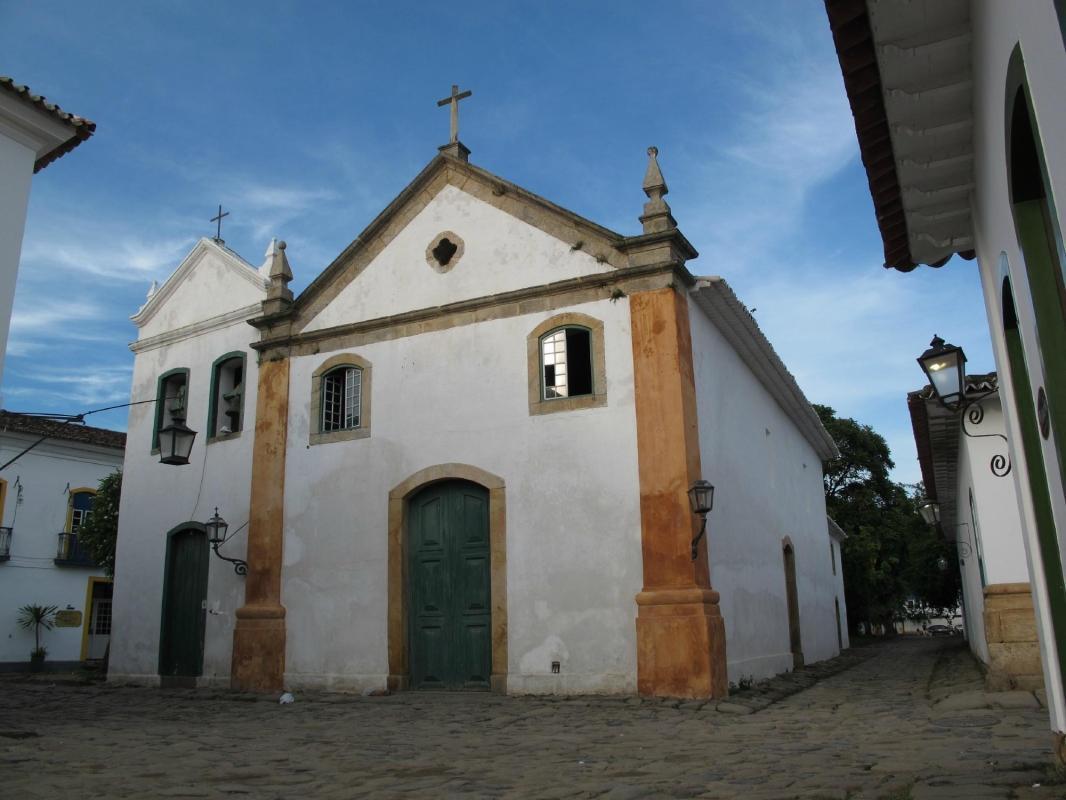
77, 470, 121, 578
815, 405, 959, 633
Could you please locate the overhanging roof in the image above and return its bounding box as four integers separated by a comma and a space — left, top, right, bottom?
0, 77, 95, 172
0, 410, 125, 451
824, 0, 977, 271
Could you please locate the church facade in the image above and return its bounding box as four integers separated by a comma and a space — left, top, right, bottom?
109, 141, 841, 697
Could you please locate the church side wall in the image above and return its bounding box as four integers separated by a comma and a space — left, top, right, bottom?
281, 297, 643, 694
109, 320, 258, 686
970, 0, 1066, 729
687, 296, 838, 684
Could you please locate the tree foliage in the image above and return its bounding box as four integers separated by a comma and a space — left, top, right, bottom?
815, 405, 960, 632
77, 470, 121, 578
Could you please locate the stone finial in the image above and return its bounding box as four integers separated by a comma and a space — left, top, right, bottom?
266, 239, 293, 304
146, 280, 158, 301
640, 146, 677, 234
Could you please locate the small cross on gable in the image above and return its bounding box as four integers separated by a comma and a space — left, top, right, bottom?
437, 84, 472, 144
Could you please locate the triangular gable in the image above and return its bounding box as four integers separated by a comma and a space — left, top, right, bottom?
132, 238, 270, 337
292, 155, 630, 333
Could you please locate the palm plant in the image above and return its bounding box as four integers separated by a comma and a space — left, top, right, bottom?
18, 604, 58, 658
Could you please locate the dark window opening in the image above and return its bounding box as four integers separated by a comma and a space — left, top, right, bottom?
541, 327, 593, 399
210, 355, 245, 436
153, 370, 189, 450
1011, 92, 1045, 204
432, 238, 458, 267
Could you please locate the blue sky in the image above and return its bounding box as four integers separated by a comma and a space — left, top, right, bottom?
1, 0, 992, 485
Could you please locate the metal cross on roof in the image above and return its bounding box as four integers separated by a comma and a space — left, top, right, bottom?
210, 204, 230, 242
437, 84, 472, 144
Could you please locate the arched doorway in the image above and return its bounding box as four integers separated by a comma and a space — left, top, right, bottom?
387, 464, 507, 692
1007, 60, 1066, 503
407, 480, 491, 689
1001, 274, 1066, 692
159, 524, 209, 684
783, 538, 803, 669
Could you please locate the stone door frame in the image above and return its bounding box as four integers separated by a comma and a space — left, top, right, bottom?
387, 463, 507, 692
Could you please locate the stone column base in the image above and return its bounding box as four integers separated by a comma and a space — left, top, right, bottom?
984, 582, 1044, 692
231, 603, 286, 693
635, 587, 728, 699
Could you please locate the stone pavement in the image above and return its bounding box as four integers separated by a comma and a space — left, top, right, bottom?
1, 638, 1063, 799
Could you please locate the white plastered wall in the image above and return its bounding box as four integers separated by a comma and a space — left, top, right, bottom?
687, 296, 840, 683
0, 437, 122, 664
302, 184, 614, 332
109, 249, 265, 687
970, 0, 1066, 731
954, 396, 1029, 666
281, 297, 643, 694
0, 133, 35, 390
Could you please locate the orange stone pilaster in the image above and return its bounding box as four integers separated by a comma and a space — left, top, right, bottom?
630, 287, 728, 699
231, 356, 289, 692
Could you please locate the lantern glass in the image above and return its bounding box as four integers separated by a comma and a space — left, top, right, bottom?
918, 336, 967, 410
688, 480, 715, 516
918, 500, 940, 526
158, 420, 197, 465
205, 508, 229, 545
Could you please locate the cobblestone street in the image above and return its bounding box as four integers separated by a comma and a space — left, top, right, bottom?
2, 638, 1063, 799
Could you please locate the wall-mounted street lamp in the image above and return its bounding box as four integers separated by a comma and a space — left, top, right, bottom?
205, 508, 247, 576
917, 336, 968, 411
687, 480, 715, 561
915, 506, 975, 570
918, 499, 941, 526
937, 541, 973, 572
917, 335, 1011, 478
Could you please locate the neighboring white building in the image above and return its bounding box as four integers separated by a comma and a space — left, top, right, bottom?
908, 374, 1040, 688
827, 517, 850, 652
826, 0, 1066, 752
0, 411, 124, 670
110, 142, 843, 698
0, 77, 94, 387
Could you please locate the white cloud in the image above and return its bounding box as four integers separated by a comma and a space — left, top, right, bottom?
681, 40, 858, 272
6, 363, 133, 408
20, 224, 195, 284
10, 301, 107, 332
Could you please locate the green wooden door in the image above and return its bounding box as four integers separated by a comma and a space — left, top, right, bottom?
408, 481, 491, 690
160, 528, 209, 677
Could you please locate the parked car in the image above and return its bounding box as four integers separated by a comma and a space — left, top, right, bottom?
926, 624, 954, 637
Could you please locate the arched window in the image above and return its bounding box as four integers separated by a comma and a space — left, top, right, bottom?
310, 353, 373, 445
526, 313, 607, 416
208, 352, 246, 439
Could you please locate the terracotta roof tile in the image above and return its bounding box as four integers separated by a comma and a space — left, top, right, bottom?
0, 410, 125, 451
0, 77, 96, 172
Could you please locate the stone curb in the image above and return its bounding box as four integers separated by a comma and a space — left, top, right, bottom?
713, 644, 879, 715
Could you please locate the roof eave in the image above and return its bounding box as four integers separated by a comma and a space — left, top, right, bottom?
823, 0, 977, 271
689, 277, 840, 461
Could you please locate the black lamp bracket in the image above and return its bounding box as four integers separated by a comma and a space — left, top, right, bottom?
210, 520, 248, 576
691, 517, 708, 561
958, 394, 1012, 477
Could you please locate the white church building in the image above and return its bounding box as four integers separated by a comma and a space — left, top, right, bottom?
110, 135, 843, 697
